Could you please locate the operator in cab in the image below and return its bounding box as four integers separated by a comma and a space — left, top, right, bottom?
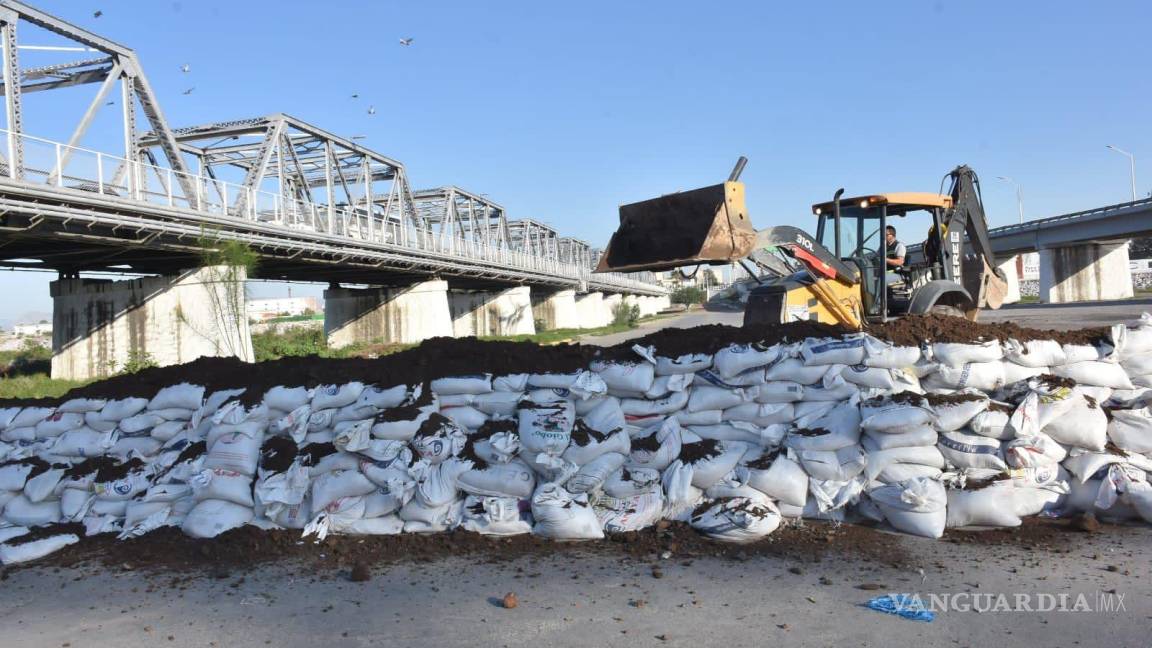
885, 225, 906, 269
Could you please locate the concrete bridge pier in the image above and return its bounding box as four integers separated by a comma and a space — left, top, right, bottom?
324, 279, 453, 348
531, 289, 581, 330
1038, 242, 1133, 304
50, 266, 254, 381
996, 256, 1022, 305
449, 286, 535, 337
628, 294, 671, 317
574, 292, 612, 328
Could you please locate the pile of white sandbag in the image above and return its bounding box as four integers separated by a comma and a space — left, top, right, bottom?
2, 314, 1152, 564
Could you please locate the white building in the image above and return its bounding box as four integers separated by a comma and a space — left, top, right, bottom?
246, 297, 321, 321
13, 322, 52, 336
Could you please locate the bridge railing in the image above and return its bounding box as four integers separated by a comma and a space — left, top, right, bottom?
3, 130, 664, 294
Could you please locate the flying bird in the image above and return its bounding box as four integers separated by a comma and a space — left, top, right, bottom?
104, 100, 115, 106
350, 93, 359, 99
93, 10, 103, 19
367, 105, 376, 115
182, 87, 195, 95
399, 37, 413, 46
180, 63, 190, 73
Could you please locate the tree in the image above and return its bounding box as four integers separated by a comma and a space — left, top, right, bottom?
1132, 237, 1152, 260
670, 286, 706, 305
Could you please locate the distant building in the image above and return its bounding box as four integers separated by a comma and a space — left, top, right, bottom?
14, 322, 52, 336
246, 297, 321, 321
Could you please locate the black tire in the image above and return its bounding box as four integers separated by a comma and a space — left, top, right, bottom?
929, 304, 967, 318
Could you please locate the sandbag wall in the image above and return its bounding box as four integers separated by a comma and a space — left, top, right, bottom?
2, 314, 1152, 563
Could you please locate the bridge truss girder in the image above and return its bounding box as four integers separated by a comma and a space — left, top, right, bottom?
507, 218, 559, 259
412, 185, 509, 251
137, 113, 420, 239
0, 0, 195, 201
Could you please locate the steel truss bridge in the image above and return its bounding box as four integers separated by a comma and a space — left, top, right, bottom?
0, 1, 664, 295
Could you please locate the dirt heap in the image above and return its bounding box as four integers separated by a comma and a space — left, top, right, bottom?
0, 315, 1112, 408
866, 315, 1109, 348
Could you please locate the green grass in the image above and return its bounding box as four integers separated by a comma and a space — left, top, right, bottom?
0, 374, 89, 400
251, 325, 412, 361
481, 322, 636, 345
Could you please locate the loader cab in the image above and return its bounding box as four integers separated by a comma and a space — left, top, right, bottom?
811, 193, 952, 319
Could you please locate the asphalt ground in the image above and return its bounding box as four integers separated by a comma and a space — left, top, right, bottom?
580, 298, 1152, 346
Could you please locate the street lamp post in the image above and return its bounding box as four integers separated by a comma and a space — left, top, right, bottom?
996, 176, 1024, 224
1105, 145, 1137, 202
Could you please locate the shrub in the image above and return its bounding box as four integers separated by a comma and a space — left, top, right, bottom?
670, 286, 706, 305
120, 350, 158, 374
611, 302, 640, 327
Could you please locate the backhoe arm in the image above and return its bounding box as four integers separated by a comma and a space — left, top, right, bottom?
943, 166, 1009, 309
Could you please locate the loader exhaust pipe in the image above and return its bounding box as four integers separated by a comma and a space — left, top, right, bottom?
832, 188, 845, 259
728, 156, 748, 182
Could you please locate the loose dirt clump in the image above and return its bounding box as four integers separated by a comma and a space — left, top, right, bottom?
863, 391, 928, 409
376, 383, 433, 422
568, 420, 609, 447
259, 437, 298, 474
60, 456, 143, 482
944, 516, 1099, 547
457, 437, 490, 470
925, 392, 988, 406
0, 457, 55, 480
630, 433, 662, 453
297, 442, 338, 466
472, 418, 516, 441
744, 448, 782, 470
679, 439, 722, 463
1035, 374, 1078, 390
2, 522, 86, 547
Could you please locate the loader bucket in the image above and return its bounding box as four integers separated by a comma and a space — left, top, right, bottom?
594, 181, 757, 273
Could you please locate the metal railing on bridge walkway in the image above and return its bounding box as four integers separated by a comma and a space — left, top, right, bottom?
0, 128, 665, 295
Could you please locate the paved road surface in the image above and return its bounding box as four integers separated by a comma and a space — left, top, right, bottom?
3, 523, 1148, 647
581, 309, 743, 347
582, 298, 1152, 346
980, 298, 1152, 330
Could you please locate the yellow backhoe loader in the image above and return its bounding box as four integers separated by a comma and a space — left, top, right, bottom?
595, 158, 1008, 329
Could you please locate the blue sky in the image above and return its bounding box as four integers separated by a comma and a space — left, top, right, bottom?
3, 0, 1149, 322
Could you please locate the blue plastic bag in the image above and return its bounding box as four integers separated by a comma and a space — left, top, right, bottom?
863, 594, 936, 622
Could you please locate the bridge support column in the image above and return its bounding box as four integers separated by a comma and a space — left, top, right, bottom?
1038, 242, 1133, 304
531, 289, 581, 330
996, 256, 1022, 305
574, 292, 612, 328
324, 279, 452, 348
449, 286, 535, 337
50, 266, 253, 381
630, 294, 670, 317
